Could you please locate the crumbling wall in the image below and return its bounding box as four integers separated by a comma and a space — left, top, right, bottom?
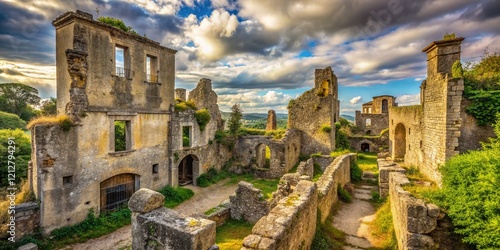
12, 202, 39, 239
349, 134, 389, 153
241, 180, 317, 250
316, 153, 355, 223
354, 112, 389, 136
377, 158, 406, 197
129, 188, 216, 250
288, 66, 337, 155
266, 110, 277, 130
389, 106, 424, 170
229, 181, 270, 223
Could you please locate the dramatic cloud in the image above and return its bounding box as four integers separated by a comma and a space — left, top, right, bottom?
349, 96, 362, 104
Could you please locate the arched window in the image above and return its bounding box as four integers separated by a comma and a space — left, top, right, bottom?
382, 99, 388, 113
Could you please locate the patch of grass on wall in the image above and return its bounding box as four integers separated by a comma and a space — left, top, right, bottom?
26, 115, 72, 131
216, 219, 254, 250
157, 185, 195, 208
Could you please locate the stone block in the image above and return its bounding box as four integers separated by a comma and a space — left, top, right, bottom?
426, 204, 440, 218
128, 188, 165, 213
242, 234, 262, 248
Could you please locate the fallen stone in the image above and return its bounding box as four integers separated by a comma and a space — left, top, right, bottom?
128, 188, 165, 213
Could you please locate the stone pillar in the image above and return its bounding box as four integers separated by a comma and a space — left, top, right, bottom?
128, 188, 217, 250
422, 37, 464, 77
175, 88, 187, 101
266, 110, 277, 131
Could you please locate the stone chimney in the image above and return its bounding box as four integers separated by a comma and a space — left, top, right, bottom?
422, 37, 464, 77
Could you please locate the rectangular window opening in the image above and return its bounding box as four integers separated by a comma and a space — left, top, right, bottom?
182, 126, 191, 148
114, 120, 131, 152
152, 164, 159, 174
63, 175, 73, 185
115, 45, 131, 78
146, 55, 159, 83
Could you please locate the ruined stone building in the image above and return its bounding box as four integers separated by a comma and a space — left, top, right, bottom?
355, 95, 397, 136
389, 37, 494, 184
29, 10, 227, 233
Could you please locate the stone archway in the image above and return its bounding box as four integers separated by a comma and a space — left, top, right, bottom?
100, 173, 138, 211
178, 154, 199, 186
361, 143, 370, 152
394, 123, 406, 159
255, 143, 271, 168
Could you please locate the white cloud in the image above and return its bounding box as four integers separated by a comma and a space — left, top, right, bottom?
396, 94, 420, 106
217, 90, 295, 113
349, 96, 362, 104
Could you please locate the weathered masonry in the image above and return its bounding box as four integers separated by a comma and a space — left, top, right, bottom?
31, 10, 177, 233
389, 37, 494, 184
355, 95, 396, 136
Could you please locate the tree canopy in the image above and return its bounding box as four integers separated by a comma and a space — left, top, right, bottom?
0, 83, 41, 121
40, 97, 57, 116
228, 104, 243, 135
0, 111, 26, 130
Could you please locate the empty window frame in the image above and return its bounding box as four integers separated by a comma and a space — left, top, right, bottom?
146, 54, 159, 83
366, 118, 372, 127
115, 45, 131, 78
114, 120, 131, 152
152, 164, 159, 174
182, 126, 191, 147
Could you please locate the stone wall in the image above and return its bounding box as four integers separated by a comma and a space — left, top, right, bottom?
349, 132, 389, 153
129, 189, 217, 250
354, 112, 389, 136
312, 155, 333, 171
13, 202, 39, 239
229, 181, 270, 223
389, 172, 439, 249
233, 129, 301, 178
377, 159, 406, 197
288, 67, 338, 155
316, 153, 355, 223
241, 180, 317, 250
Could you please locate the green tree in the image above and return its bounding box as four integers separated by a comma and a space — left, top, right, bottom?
0, 111, 26, 130
40, 97, 57, 116
228, 104, 243, 135
0, 129, 31, 187
0, 83, 41, 121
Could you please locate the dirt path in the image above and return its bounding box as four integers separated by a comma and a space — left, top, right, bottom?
332, 184, 378, 250
61, 180, 239, 250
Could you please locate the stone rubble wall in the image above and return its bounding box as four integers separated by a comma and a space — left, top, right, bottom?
129, 188, 217, 250
241, 180, 317, 250
378, 158, 406, 197
12, 202, 39, 239
229, 181, 270, 223
316, 153, 355, 223
389, 172, 440, 250
349, 133, 389, 153
312, 155, 333, 171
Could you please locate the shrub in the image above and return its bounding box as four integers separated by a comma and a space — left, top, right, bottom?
0, 129, 31, 187
330, 149, 351, 158
452, 60, 464, 78
196, 168, 230, 187
0, 111, 26, 130
320, 124, 332, 133
440, 148, 500, 249
350, 161, 362, 182
157, 185, 194, 208
369, 199, 397, 248
174, 99, 197, 112
194, 109, 211, 131
337, 184, 352, 203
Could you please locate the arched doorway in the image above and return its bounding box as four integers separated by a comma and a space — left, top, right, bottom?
382, 99, 389, 113
100, 173, 137, 211
361, 143, 370, 152
394, 123, 406, 159
178, 154, 199, 186
255, 144, 271, 168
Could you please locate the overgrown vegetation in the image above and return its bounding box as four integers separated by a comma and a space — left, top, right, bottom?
157, 185, 195, 208
319, 124, 332, 133
194, 109, 211, 131
225, 174, 279, 200
460, 50, 500, 125
369, 199, 397, 249
0, 83, 41, 121
215, 219, 254, 250
443, 32, 456, 40
114, 121, 127, 151
311, 209, 346, 249
357, 152, 378, 172
334, 118, 352, 149
26, 115, 72, 131
0, 181, 34, 239
337, 184, 352, 203
98, 16, 138, 35
196, 168, 230, 187
228, 104, 243, 135
329, 149, 351, 159
0, 129, 31, 187
0, 111, 26, 130
350, 160, 362, 183
174, 99, 197, 112
312, 162, 323, 182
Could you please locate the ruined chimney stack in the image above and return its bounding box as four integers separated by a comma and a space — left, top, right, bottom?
422, 37, 464, 77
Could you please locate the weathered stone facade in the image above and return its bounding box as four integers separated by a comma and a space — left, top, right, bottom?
12, 202, 39, 240
288, 66, 338, 155
129, 189, 217, 250
229, 181, 270, 223
355, 95, 396, 136
389, 37, 494, 184
266, 110, 277, 131
349, 131, 389, 153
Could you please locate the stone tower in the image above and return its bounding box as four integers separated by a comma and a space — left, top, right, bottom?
266, 110, 277, 131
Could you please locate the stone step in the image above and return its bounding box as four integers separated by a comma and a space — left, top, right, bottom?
345, 235, 373, 249
355, 189, 372, 195
353, 192, 372, 201
362, 172, 376, 178
358, 185, 378, 191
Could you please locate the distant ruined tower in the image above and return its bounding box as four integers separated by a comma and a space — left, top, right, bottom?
266, 110, 277, 131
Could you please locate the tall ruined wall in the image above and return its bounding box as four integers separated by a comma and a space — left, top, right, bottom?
389, 106, 424, 168
354, 112, 389, 135
457, 98, 495, 152
316, 153, 355, 222
241, 181, 317, 250
288, 67, 337, 155
229, 181, 270, 223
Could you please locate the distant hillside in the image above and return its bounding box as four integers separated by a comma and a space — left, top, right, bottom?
221, 112, 288, 129
341, 114, 355, 123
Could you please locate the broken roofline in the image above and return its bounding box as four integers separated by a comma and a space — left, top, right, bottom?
52, 10, 177, 54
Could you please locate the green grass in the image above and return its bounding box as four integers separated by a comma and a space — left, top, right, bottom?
369, 199, 397, 249
357, 152, 378, 172
312, 208, 346, 249
196, 168, 231, 187
313, 162, 323, 182
216, 219, 255, 250
157, 185, 195, 208
225, 174, 279, 200
329, 149, 352, 158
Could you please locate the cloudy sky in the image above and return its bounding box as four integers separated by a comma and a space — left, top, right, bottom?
1, 0, 499, 115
